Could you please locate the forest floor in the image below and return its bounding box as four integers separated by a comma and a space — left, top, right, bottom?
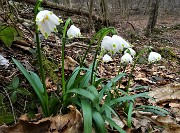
0, 8, 180, 133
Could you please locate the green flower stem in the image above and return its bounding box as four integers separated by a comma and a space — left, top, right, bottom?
118, 63, 126, 89
34, 0, 49, 116
61, 37, 66, 101
35, 31, 46, 90
91, 38, 103, 85
126, 48, 147, 93
62, 18, 71, 102
91, 28, 114, 85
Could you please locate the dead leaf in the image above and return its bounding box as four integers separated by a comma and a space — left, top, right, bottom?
149, 82, 180, 104
155, 116, 180, 133
0, 105, 83, 133
64, 56, 78, 71
49, 105, 83, 133
45, 77, 57, 92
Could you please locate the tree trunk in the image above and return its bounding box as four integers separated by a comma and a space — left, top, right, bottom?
145, 0, 160, 36
100, 0, 108, 27
88, 0, 94, 32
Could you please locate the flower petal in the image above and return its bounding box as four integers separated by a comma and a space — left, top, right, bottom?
103, 54, 112, 62
121, 53, 133, 64
148, 52, 161, 63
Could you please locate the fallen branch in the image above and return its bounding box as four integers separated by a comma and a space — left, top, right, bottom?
13, 0, 103, 22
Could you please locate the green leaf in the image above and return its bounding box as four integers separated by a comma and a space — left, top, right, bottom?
0, 25, 21, 47
127, 102, 133, 127
99, 73, 125, 101
130, 85, 149, 91
81, 100, 92, 133
140, 109, 167, 116
110, 92, 149, 106
0, 26, 15, 47
67, 88, 96, 103
103, 116, 126, 133
49, 96, 60, 115
11, 91, 17, 104
110, 96, 132, 106
66, 66, 80, 90
102, 104, 118, 118
93, 77, 106, 88
92, 111, 107, 133
79, 70, 91, 88
117, 89, 134, 102
136, 105, 169, 116
29, 71, 44, 93
17, 88, 31, 96
12, 58, 48, 116
66, 67, 89, 91
65, 97, 81, 107
12, 76, 19, 89
27, 111, 36, 118
0, 114, 14, 124
87, 85, 99, 99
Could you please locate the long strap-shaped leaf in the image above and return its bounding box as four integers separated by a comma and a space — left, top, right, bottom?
103, 116, 126, 133
12, 58, 49, 116
92, 111, 107, 133
81, 99, 92, 133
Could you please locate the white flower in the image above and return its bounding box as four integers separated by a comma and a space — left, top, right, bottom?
124, 48, 136, 57
101, 35, 131, 55
36, 10, 62, 38
101, 36, 113, 52
102, 54, 112, 62
112, 35, 124, 52
121, 53, 133, 64
116, 35, 131, 48
148, 52, 161, 63
0, 55, 9, 68
67, 25, 81, 38
101, 35, 122, 55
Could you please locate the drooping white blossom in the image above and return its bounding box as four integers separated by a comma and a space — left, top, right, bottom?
102, 54, 112, 62
112, 35, 124, 52
148, 52, 161, 63
101, 35, 131, 55
36, 10, 62, 38
114, 35, 131, 49
101, 35, 121, 55
124, 48, 136, 57
0, 55, 9, 68
67, 25, 81, 38
121, 53, 133, 64
101, 36, 114, 52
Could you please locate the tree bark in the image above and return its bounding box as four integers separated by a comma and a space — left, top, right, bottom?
88, 0, 94, 32
145, 0, 160, 36
100, 0, 108, 26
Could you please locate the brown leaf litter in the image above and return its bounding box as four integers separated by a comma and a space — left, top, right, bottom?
0, 105, 83, 133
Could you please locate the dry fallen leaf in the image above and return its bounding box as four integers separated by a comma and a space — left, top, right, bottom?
64, 56, 78, 71
0, 105, 83, 133
149, 82, 180, 104
155, 116, 180, 133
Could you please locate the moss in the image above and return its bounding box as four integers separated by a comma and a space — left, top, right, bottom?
157, 47, 177, 61
43, 57, 60, 84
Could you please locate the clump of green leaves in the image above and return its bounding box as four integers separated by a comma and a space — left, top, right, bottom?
64, 64, 169, 133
